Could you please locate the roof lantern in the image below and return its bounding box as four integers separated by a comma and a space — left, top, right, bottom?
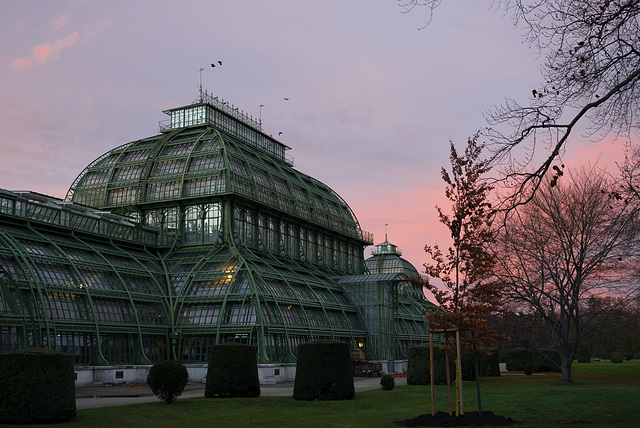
159, 90, 293, 166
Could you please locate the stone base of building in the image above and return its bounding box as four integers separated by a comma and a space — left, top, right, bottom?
74, 360, 407, 387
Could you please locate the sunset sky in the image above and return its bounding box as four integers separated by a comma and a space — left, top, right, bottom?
0, 1, 627, 272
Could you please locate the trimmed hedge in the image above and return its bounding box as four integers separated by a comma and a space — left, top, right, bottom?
577, 345, 591, 364
293, 340, 354, 401
461, 349, 501, 380
205, 343, 260, 398
0, 348, 76, 424
407, 344, 455, 385
147, 360, 189, 404
503, 348, 561, 372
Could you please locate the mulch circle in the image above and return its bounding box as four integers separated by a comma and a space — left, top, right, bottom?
395, 411, 517, 427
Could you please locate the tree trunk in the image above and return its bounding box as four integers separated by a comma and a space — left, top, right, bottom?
473, 349, 482, 414
471, 336, 482, 414
559, 354, 573, 384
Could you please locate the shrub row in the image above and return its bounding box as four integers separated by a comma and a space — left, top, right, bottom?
503, 348, 561, 372
407, 344, 455, 385
148, 340, 356, 403
407, 344, 501, 385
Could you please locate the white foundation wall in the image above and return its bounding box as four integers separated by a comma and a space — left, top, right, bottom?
74, 361, 405, 387
73, 363, 298, 387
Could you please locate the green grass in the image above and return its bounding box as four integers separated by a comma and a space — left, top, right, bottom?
572, 358, 640, 373
24, 361, 640, 428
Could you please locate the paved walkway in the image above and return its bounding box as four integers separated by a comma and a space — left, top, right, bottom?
75, 376, 407, 409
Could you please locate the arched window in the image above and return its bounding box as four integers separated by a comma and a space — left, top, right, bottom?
183, 206, 200, 244
183, 203, 221, 244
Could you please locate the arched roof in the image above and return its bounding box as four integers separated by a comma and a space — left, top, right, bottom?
66, 101, 368, 240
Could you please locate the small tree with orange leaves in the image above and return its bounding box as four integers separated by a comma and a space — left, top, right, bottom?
422, 136, 506, 414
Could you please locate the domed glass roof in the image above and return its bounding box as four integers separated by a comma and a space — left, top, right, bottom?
66, 98, 365, 238
365, 240, 419, 278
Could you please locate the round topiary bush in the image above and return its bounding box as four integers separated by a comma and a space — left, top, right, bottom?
610, 352, 624, 364
0, 348, 76, 424
147, 360, 189, 404
523, 363, 533, 376
205, 343, 260, 398
380, 374, 395, 391
293, 340, 354, 401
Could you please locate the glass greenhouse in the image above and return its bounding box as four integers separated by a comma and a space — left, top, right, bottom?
0, 93, 433, 376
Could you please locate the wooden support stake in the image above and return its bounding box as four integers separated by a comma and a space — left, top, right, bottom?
445, 336, 452, 416
456, 329, 464, 416
429, 332, 435, 416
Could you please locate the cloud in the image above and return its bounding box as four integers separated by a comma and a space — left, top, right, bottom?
53, 11, 72, 31
10, 31, 79, 70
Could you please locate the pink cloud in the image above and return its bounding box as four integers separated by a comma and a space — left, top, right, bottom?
10, 57, 32, 70
33, 44, 54, 62
10, 31, 79, 70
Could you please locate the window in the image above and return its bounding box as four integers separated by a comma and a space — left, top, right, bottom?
234, 206, 256, 248
182, 304, 222, 325
80, 169, 110, 186
147, 181, 180, 201
91, 299, 128, 322
224, 301, 256, 325
195, 138, 220, 153
121, 150, 151, 163
187, 154, 223, 172
50, 331, 94, 364
107, 187, 137, 205
183, 203, 221, 244
100, 333, 138, 365
152, 159, 186, 177
73, 187, 104, 207
48, 291, 89, 321
258, 214, 277, 253
112, 165, 142, 182
145, 207, 180, 244
183, 175, 226, 197
160, 142, 195, 157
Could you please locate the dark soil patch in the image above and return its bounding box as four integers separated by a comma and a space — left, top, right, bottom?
396, 411, 517, 427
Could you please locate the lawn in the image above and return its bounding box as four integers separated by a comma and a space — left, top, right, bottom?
24, 360, 640, 428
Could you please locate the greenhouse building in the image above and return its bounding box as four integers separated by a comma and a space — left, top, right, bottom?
0, 93, 433, 385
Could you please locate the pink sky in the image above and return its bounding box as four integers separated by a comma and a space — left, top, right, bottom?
0, 1, 629, 272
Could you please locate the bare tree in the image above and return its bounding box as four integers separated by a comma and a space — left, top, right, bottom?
399, 1, 640, 208
619, 143, 640, 202
493, 165, 638, 383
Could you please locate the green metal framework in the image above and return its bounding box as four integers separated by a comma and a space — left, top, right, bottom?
0, 95, 432, 366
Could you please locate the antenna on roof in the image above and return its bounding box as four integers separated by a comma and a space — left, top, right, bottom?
198, 67, 205, 102
385, 223, 389, 242
199, 61, 222, 102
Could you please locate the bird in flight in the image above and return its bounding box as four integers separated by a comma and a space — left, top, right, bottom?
211, 61, 223, 67
284, 97, 289, 100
